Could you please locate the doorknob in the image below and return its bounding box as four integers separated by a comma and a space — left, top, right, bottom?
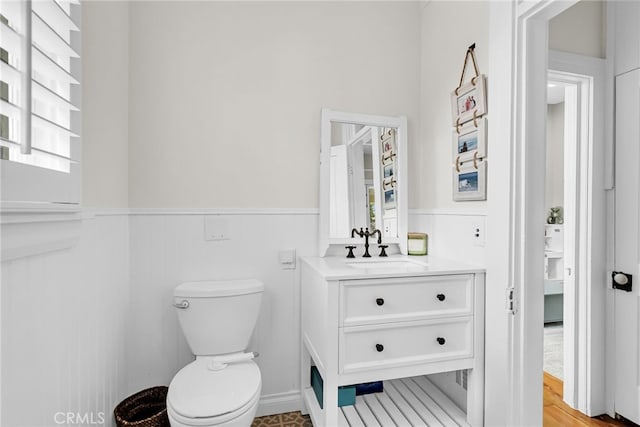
612, 271, 633, 292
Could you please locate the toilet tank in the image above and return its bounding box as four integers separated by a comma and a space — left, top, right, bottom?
174, 279, 264, 356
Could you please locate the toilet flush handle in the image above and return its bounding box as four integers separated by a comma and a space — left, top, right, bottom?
173, 300, 190, 309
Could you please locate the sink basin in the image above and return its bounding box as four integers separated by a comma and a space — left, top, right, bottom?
346, 259, 426, 269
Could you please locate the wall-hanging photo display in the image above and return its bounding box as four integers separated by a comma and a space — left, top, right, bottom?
453, 160, 486, 201
451, 74, 487, 126
453, 117, 487, 163
451, 43, 487, 203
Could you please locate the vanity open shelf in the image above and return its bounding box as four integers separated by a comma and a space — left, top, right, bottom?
300, 256, 485, 426
302, 375, 469, 427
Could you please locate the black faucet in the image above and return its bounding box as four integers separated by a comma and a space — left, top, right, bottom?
351, 227, 382, 257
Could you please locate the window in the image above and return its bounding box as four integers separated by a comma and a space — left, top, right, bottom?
0, 0, 81, 208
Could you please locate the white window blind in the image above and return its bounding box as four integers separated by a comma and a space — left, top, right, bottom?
0, 0, 81, 207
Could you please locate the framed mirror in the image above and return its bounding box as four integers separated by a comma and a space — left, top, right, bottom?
318, 109, 408, 256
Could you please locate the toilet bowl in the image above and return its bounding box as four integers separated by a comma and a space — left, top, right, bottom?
167, 358, 261, 427
169, 279, 264, 427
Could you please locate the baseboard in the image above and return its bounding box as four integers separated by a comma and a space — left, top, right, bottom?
256, 390, 302, 417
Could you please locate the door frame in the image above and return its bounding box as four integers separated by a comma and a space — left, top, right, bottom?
487, 2, 609, 424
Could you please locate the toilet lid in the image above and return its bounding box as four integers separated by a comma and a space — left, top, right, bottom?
168, 359, 261, 419
175, 279, 264, 298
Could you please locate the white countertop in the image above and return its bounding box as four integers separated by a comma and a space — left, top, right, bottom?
301, 255, 485, 280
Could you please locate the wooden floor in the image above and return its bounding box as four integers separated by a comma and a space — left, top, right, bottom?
544, 372, 635, 427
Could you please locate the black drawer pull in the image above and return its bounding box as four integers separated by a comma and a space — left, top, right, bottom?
376, 344, 384, 352
376, 298, 385, 306
436, 293, 446, 302
437, 337, 446, 346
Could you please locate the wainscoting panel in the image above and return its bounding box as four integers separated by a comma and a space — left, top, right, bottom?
1, 214, 130, 427
128, 211, 319, 416
1, 209, 485, 425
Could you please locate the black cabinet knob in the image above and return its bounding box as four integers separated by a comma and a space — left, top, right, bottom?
376, 344, 384, 352
436, 293, 446, 302
437, 337, 446, 345
376, 298, 384, 306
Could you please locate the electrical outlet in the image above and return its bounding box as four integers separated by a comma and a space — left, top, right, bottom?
472, 222, 485, 247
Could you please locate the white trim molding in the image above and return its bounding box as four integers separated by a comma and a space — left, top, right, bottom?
256, 391, 302, 418
1, 212, 84, 261
128, 208, 319, 216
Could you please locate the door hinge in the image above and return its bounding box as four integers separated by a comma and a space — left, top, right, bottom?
506, 287, 517, 314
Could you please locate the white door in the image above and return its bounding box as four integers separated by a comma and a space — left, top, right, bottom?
614, 69, 640, 425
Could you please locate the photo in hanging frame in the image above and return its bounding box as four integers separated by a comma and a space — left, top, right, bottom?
380, 128, 396, 152
453, 159, 486, 201
383, 163, 394, 179
452, 117, 487, 163
384, 188, 396, 209
451, 74, 487, 126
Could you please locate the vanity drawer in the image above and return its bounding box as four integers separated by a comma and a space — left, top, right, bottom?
339, 317, 473, 373
339, 275, 473, 326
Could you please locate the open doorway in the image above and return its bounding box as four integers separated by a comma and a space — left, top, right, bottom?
543, 78, 567, 384
486, 1, 610, 424
543, 72, 581, 409
541, 53, 606, 416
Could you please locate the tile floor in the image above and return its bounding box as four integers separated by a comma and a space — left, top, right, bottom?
252, 411, 312, 427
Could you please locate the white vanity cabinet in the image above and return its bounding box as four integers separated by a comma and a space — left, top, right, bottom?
300, 256, 485, 426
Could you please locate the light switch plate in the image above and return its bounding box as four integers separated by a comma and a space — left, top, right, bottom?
279, 249, 296, 269
204, 216, 230, 241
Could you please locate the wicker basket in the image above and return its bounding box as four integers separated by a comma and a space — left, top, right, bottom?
114, 386, 170, 427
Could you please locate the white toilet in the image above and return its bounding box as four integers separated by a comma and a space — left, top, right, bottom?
167, 279, 264, 427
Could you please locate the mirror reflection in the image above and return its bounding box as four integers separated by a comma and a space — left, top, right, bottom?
329, 122, 398, 239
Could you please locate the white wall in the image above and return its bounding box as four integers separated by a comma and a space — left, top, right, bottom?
418, 1, 489, 211
549, 0, 605, 59
127, 1, 421, 209
409, 211, 486, 266
122, 2, 423, 413
1, 215, 130, 427
545, 102, 565, 212
82, 1, 130, 208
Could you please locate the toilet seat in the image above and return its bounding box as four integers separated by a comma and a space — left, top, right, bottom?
167, 358, 261, 424
167, 388, 260, 426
